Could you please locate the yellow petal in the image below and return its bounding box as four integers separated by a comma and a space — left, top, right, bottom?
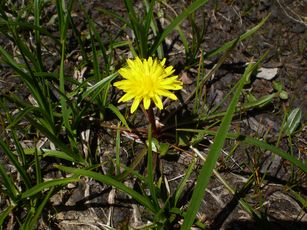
161, 58, 166, 66
118, 68, 130, 79
148, 57, 153, 66
135, 57, 142, 66
118, 92, 135, 102
157, 89, 178, 100
164, 66, 174, 75
153, 95, 163, 110
167, 93, 178, 100
131, 97, 141, 113
160, 76, 180, 85
161, 83, 183, 90
113, 80, 132, 91
127, 58, 135, 68
143, 97, 151, 109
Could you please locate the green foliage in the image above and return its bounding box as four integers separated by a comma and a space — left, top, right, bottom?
0, 0, 304, 229
282, 108, 302, 136
182, 52, 269, 229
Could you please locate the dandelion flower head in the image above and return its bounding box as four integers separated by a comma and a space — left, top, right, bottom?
114, 57, 183, 113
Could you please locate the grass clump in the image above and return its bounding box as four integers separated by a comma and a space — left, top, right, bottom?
0, 0, 306, 229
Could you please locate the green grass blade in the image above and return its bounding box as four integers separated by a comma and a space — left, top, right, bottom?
21, 177, 79, 199
143, 0, 163, 58
59, 30, 72, 134
283, 108, 302, 136
88, 20, 101, 82
23, 148, 75, 162
82, 72, 118, 100
107, 104, 130, 130
85, 11, 112, 107
68, 11, 89, 64
241, 135, 307, 173
176, 26, 189, 58
34, 148, 42, 184
55, 165, 157, 213
23, 115, 85, 164
12, 29, 41, 72
84, 8, 110, 75
0, 17, 59, 44
116, 125, 121, 175
27, 187, 55, 230
205, 14, 270, 59
0, 138, 31, 190
10, 132, 31, 188
97, 8, 130, 27
0, 205, 15, 227
124, 0, 138, 23
3, 93, 55, 135
179, 128, 307, 173
182, 59, 262, 229
0, 162, 18, 202
116, 147, 148, 181
6, 106, 34, 129
150, 0, 209, 54
124, 0, 146, 57
199, 92, 277, 122
0, 46, 45, 112
56, 0, 78, 153
173, 157, 196, 206
34, 0, 43, 71
143, 0, 156, 38
147, 125, 158, 207
288, 188, 307, 209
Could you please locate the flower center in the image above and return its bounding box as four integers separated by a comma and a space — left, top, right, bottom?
141, 74, 157, 97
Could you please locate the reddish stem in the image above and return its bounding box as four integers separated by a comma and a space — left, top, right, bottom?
142, 105, 158, 136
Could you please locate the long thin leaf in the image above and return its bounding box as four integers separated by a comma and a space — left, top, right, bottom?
0, 138, 31, 190
34, 148, 42, 184
82, 72, 118, 100
244, 136, 306, 172
150, 0, 209, 54
199, 92, 277, 121
107, 104, 130, 130
0, 205, 15, 227
116, 147, 148, 181
55, 165, 157, 213
7, 107, 34, 129
34, 0, 44, 71
124, 0, 146, 57
23, 148, 75, 162
21, 177, 79, 198
27, 187, 55, 230
56, 0, 80, 156
173, 157, 196, 206
116, 125, 121, 175
205, 14, 270, 58
163, 39, 239, 123
143, 0, 163, 58
147, 125, 158, 207
10, 131, 32, 188
0, 162, 18, 202
283, 108, 302, 136
178, 128, 307, 173
0, 47, 46, 115
182, 56, 266, 229
143, 0, 156, 44
24, 115, 83, 163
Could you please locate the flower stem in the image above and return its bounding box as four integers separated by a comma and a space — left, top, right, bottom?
142, 105, 158, 136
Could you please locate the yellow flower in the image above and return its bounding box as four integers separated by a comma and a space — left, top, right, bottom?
114, 57, 183, 113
